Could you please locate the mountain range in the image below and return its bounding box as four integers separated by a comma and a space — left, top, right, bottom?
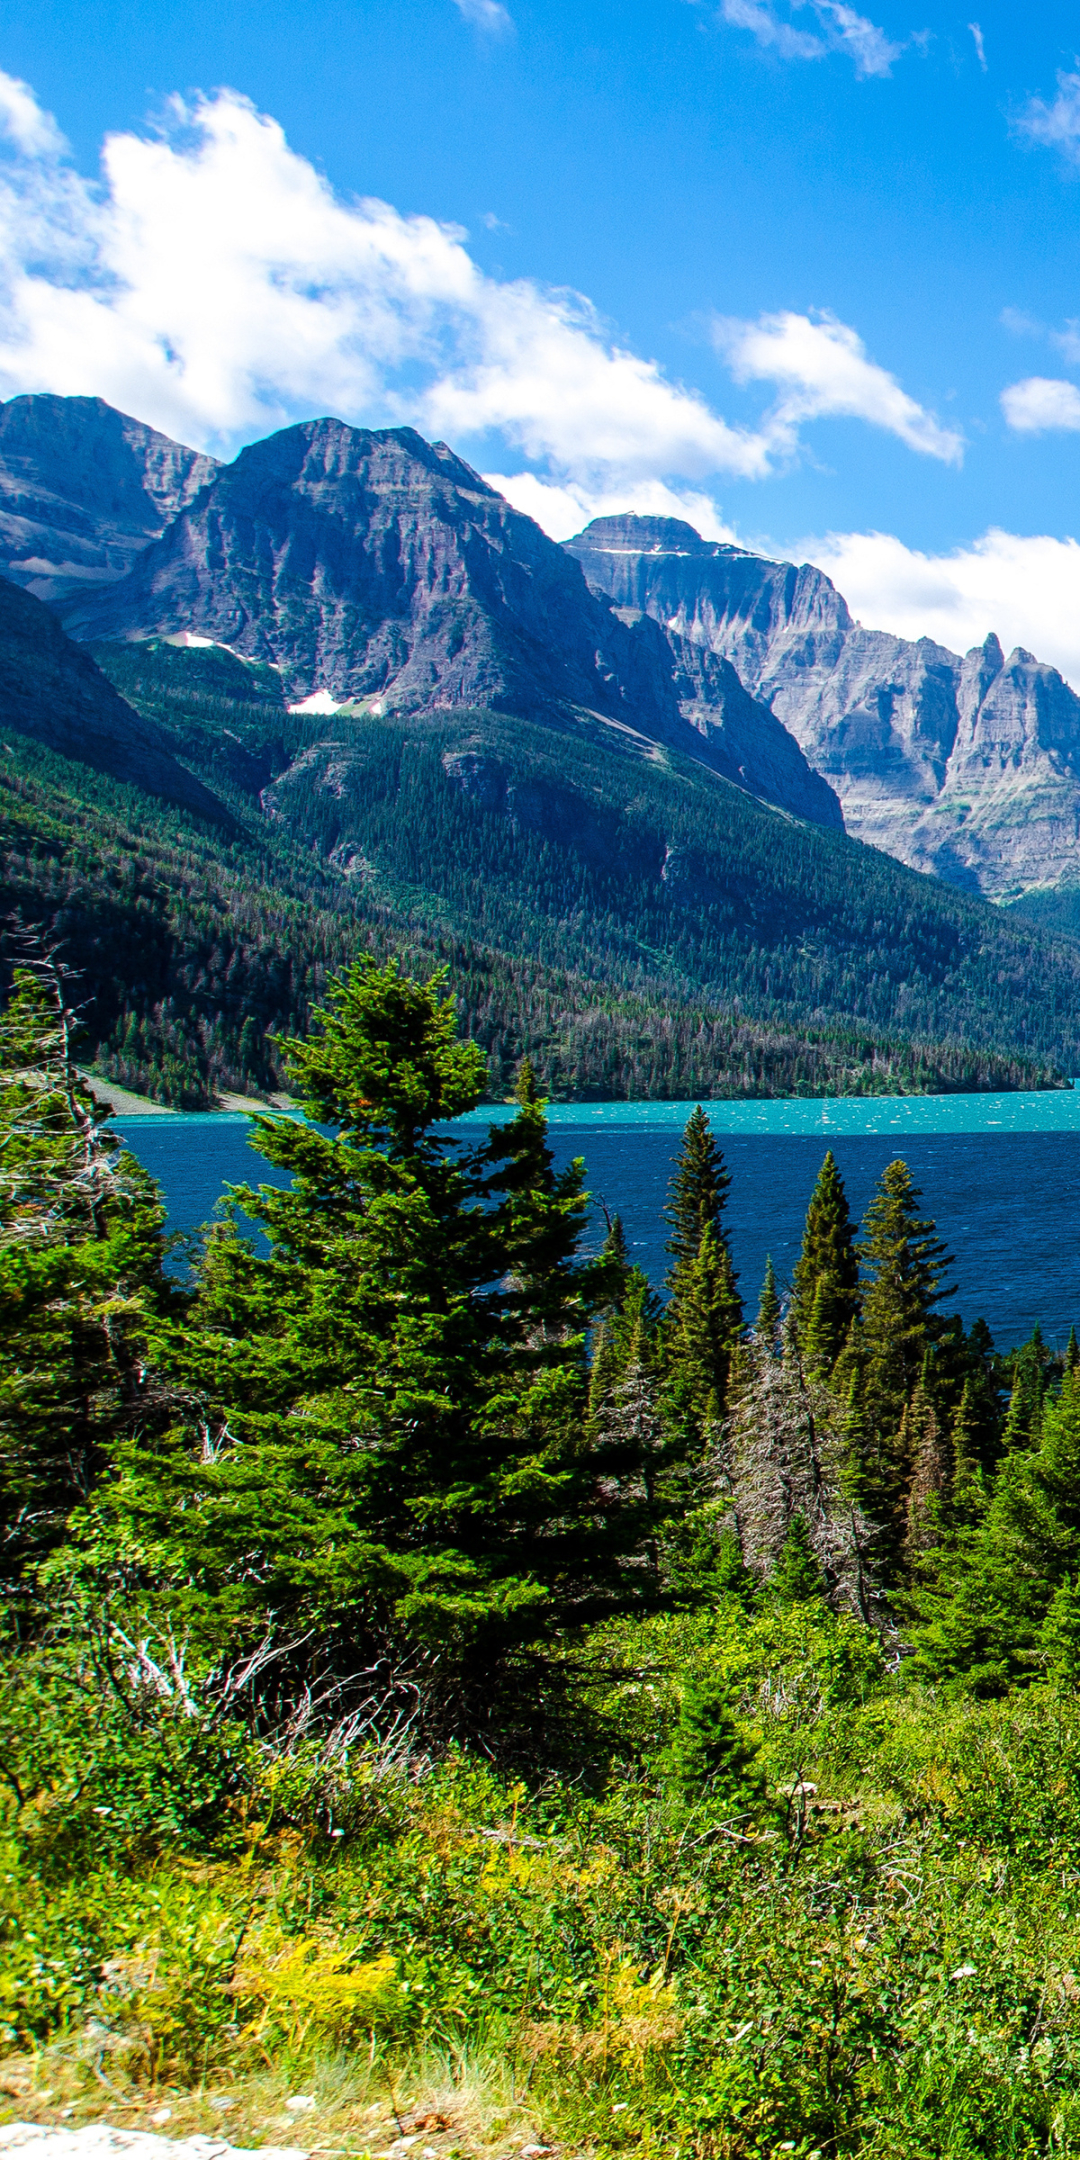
3, 389, 1080, 1102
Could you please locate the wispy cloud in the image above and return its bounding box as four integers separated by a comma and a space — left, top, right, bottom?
715, 308, 963, 462
968, 21, 986, 70
1000, 377, 1080, 434
1015, 70, 1080, 165
719, 0, 904, 79
452, 0, 514, 34
0, 71, 962, 518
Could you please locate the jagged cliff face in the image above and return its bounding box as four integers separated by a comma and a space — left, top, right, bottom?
566, 514, 1080, 900
0, 395, 217, 604
62, 416, 841, 829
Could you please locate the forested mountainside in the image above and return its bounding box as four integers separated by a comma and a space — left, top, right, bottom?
2, 624, 1078, 1104
566, 513, 1080, 903
0, 577, 229, 826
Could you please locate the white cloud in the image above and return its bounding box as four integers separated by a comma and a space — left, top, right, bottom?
1000, 376, 1080, 433
715, 308, 963, 463
484, 470, 740, 541
804, 526, 1080, 688
968, 21, 986, 70
0, 71, 963, 511
0, 70, 66, 155
1016, 71, 1080, 164
452, 0, 514, 34
719, 0, 904, 78
719, 0, 824, 62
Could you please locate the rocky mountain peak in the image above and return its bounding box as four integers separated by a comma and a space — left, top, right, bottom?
0, 393, 217, 604
571, 514, 723, 557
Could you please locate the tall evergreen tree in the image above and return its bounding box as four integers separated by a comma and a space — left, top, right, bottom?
843, 1159, 954, 1580
907, 1367, 1080, 1692
0, 957, 174, 1586
102, 960, 659, 1735
1000, 1326, 1051, 1453
791, 1151, 860, 1375
756, 1256, 782, 1347
663, 1109, 743, 1441
664, 1106, 732, 1275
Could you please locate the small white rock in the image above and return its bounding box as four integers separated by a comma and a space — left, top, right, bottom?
150, 2117, 172, 2131
284, 2102, 316, 2117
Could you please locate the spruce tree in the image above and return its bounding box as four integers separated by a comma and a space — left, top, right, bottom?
663, 1109, 743, 1441
907, 1368, 1080, 1691
0, 958, 174, 1584
661, 1676, 766, 1814
105, 960, 660, 1735
1000, 1327, 1050, 1453
770, 1513, 830, 1605
846, 1159, 954, 1580
791, 1150, 860, 1375
664, 1106, 732, 1273
756, 1256, 782, 1346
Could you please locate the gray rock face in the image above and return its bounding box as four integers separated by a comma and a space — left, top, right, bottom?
0, 395, 217, 604
63, 418, 842, 829
0, 576, 231, 826
565, 515, 1080, 900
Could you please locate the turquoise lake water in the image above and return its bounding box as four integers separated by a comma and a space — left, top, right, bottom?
114, 1087, 1080, 1355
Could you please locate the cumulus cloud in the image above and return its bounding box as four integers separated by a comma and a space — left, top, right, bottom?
1000, 376, 1080, 433
715, 309, 963, 463
452, 0, 514, 34
1016, 71, 1080, 164
485, 470, 740, 541
805, 526, 1080, 689
719, 0, 904, 78
0, 70, 963, 513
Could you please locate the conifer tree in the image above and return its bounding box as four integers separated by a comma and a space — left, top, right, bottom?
845, 1160, 953, 1580
664, 1225, 743, 1432
770, 1513, 830, 1605
662, 1676, 766, 1813
756, 1256, 782, 1347
791, 1150, 860, 1375
1068, 1328, 1080, 1376
901, 1367, 950, 1564
0, 956, 174, 1584
1000, 1326, 1050, 1453
907, 1368, 1080, 1691
663, 1110, 743, 1442
104, 960, 659, 1733
664, 1106, 732, 1274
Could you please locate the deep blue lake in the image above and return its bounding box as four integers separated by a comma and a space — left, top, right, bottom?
115, 1090, 1080, 1356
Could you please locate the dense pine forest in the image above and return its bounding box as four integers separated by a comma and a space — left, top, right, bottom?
5, 645, 1080, 1103
8, 952, 1080, 2157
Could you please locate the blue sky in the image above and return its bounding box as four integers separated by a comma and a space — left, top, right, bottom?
5, 0, 1080, 671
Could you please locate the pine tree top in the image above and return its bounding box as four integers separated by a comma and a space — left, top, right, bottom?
664, 1105, 732, 1274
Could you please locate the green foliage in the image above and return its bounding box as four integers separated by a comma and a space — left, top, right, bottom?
791, 1148, 860, 1376
660, 1675, 767, 1814
0, 958, 176, 1581
93, 961, 661, 1742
